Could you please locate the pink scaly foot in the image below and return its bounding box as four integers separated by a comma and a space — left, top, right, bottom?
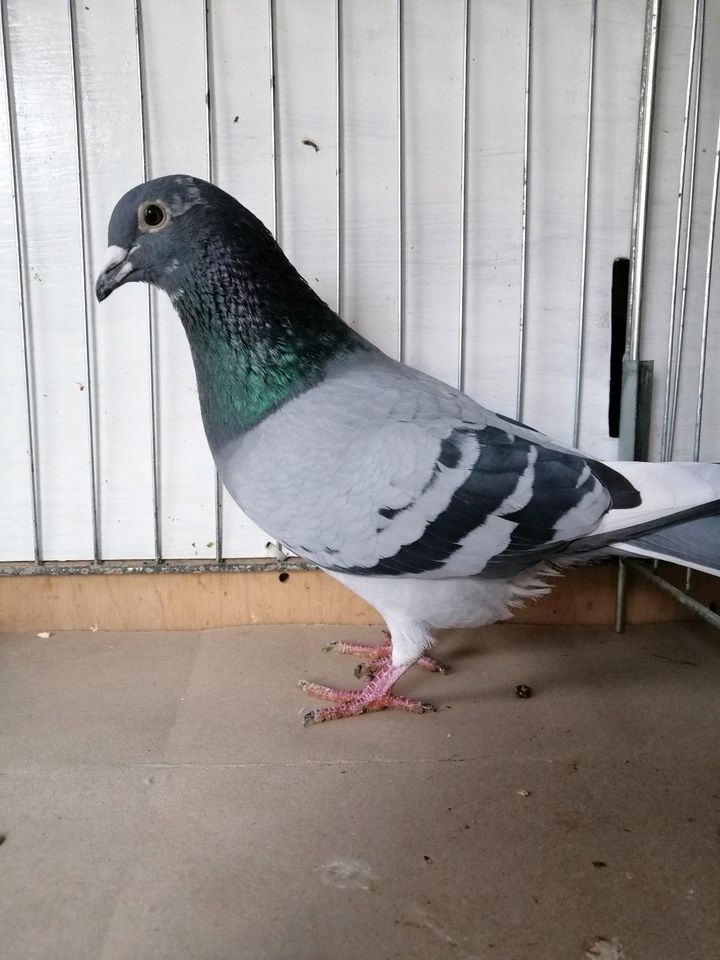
299, 661, 436, 725
322, 630, 447, 674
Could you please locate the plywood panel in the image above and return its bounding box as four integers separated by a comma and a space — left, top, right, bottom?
1, 563, 716, 633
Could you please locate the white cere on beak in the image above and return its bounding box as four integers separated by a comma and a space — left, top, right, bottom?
100, 244, 136, 283
101, 245, 129, 271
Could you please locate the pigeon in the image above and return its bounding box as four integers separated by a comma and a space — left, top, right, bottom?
96, 174, 720, 723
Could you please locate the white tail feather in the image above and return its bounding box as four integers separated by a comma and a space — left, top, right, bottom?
596, 461, 720, 539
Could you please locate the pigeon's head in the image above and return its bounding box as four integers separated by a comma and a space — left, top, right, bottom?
95, 174, 234, 302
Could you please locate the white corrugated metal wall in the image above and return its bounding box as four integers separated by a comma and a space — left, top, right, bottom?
0, 0, 718, 565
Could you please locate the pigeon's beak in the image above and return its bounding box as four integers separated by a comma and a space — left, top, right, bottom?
95, 245, 135, 302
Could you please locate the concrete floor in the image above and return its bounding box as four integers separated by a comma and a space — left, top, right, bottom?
0, 623, 719, 960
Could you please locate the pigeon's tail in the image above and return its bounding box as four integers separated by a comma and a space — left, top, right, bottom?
573, 461, 720, 574
610, 515, 720, 575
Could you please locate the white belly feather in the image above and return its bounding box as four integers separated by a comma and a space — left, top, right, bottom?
327, 564, 558, 666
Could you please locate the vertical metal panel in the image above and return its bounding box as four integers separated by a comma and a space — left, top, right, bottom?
270, 2, 336, 309
67, 0, 100, 563
143, 0, 216, 560
663, 0, 705, 461
204, 2, 214, 180
268, 0, 279, 241
618, 0, 661, 461
203, 0, 224, 562
0, 2, 41, 564
457, 0, 469, 392
335, 0, 343, 316
692, 104, 720, 461
134, 0, 162, 562
4, 0, 720, 567
660, 0, 703, 460
516, 0, 531, 420
339, 0, 396, 360
614, 557, 627, 633
625, 0, 661, 364
396, 0, 404, 362
266, 0, 281, 561
572, 0, 596, 448
198, 0, 276, 560
401, 0, 466, 387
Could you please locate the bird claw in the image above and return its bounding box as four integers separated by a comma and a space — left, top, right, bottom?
419, 656, 448, 674
302, 698, 435, 725
323, 639, 389, 660
303, 710, 321, 726
324, 638, 448, 675
302, 705, 374, 726
298, 667, 435, 724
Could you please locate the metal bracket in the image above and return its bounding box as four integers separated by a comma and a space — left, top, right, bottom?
615, 556, 720, 633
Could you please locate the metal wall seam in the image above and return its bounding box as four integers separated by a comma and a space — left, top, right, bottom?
203, 0, 224, 562
397, 0, 405, 362
692, 103, 720, 460
457, 0, 470, 392
661, 0, 703, 460
572, 0, 597, 448
665, 0, 705, 460
0, 2, 42, 563
517, 0, 532, 420
625, 0, 661, 365
133, 0, 162, 562
335, 0, 343, 318
67, 0, 101, 562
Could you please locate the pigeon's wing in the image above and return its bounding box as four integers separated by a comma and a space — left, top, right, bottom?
222, 355, 637, 579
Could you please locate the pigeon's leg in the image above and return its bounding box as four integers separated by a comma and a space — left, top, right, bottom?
323, 630, 447, 674
300, 660, 435, 724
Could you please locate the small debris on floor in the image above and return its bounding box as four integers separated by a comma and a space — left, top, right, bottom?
517, 789, 531, 797
36, 632, 51, 639
515, 683, 533, 699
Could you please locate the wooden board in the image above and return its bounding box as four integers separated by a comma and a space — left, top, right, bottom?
1, 563, 717, 633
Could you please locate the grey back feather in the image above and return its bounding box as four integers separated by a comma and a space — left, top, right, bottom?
217, 351, 623, 580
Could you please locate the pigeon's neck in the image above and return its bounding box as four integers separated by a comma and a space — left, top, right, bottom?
169, 244, 364, 449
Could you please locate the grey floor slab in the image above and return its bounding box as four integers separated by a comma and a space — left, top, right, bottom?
0, 630, 201, 767
1, 623, 719, 959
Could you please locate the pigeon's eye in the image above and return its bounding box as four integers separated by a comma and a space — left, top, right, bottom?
138, 201, 169, 231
